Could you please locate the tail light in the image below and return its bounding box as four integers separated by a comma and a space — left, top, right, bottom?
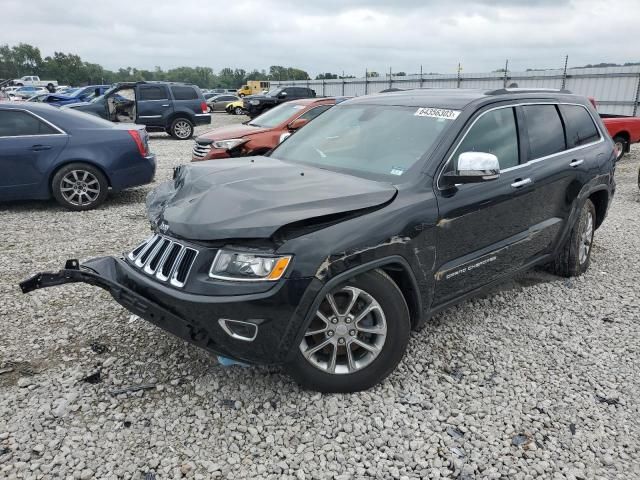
128, 129, 149, 156
200, 101, 208, 113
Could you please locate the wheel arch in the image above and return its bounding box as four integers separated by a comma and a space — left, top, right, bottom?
311, 256, 423, 329
49, 160, 112, 194
612, 130, 630, 143
167, 110, 195, 125
588, 188, 609, 229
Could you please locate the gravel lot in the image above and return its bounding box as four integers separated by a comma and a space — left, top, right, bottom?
1, 114, 639, 480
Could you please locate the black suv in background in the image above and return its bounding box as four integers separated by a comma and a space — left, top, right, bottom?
244, 86, 316, 117
65, 81, 211, 139
22, 89, 616, 392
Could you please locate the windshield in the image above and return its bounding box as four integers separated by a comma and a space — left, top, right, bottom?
265, 88, 282, 97
248, 102, 306, 128
271, 104, 457, 181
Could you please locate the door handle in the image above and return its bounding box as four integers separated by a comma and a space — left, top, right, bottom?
161, 104, 170, 107
511, 178, 532, 189
31, 144, 52, 151
569, 159, 584, 167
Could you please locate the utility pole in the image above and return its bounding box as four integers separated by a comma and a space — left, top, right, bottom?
342, 70, 345, 96
457, 62, 462, 88
389, 67, 392, 90
420, 65, 424, 89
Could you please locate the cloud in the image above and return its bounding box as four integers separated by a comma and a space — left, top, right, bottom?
1, 0, 638, 76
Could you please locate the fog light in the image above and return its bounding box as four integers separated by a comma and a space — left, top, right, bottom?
218, 318, 258, 342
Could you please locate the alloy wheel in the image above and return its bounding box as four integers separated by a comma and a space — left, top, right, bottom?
173, 120, 192, 139
579, 210, 594, 264
60, 170, 100, 207
299, 286, 387, 375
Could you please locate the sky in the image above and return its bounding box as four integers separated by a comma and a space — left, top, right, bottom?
2, 0, 639, 76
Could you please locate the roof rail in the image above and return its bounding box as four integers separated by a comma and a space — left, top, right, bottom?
486, 87, 573, 95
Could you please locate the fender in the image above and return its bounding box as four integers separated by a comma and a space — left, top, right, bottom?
284, 255, 422, 363
552, 182, 611, 257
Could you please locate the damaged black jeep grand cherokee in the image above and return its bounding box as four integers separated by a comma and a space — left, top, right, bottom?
21, 88, 616, 392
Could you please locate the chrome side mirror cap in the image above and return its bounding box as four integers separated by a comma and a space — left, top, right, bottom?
445, 152, 500, 184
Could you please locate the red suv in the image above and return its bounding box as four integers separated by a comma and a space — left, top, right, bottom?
192, 98, 342, 161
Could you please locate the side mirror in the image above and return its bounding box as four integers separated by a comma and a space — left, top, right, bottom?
444, 152, 500, 184
278, 91, 287, 98
288, 118, 309, 130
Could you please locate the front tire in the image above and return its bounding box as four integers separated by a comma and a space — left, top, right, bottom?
287, 269, 410, 393
234, 106, 244, 115
551, 199, 596, 277
51, 163, 108, 211
169, 118, 194, 140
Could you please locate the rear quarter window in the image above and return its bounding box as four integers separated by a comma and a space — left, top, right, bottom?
559, 104, 600, 148
522, 104, 566, 159
170, 86, 199, 100
0, 110, 59, 137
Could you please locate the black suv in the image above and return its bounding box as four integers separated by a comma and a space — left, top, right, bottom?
22, 89, 616, 392
65, 81, 211, 139
244, 86, 316, 117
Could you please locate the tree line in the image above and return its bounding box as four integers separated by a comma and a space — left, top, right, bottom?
0, 43, 312, 88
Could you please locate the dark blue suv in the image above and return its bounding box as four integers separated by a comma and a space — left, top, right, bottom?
65, 81, 211, 140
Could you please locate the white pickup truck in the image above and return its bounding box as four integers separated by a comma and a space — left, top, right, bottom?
12, 76, 58, 90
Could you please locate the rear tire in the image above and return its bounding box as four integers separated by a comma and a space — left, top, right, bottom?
287, 269, 410, 393
551, 199, 596, 277
613, 135, 627, 161
51, 163, 108, 211
169, 118, 194, 140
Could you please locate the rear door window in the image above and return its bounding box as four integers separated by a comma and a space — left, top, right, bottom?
170, 86, 199, 100
452, 107, 520, 170
139, 85, 168, 101
522, 105, 566, 159
0, 110, 59, 137
558, 104, 600, 148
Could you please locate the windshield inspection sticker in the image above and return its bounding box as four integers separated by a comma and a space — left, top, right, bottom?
414, 107, 460, 120
390, 167, 405, 176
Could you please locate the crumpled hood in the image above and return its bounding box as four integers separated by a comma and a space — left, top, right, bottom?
146, 157, 397, 241
195, 124, 268, 142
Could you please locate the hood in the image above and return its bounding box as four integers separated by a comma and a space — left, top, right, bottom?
146, 157, 396, 241
195, 124, 268, 143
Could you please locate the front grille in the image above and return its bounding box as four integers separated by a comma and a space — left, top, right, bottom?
127, 234, 198, 288
192, 142, 212, 159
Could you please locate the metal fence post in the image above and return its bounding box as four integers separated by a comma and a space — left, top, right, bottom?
561, 55, 568, 90
341, 71, 345, 96
420, 65, 424, 89
633, 73, 640, 117
457, 63, 462, 88
389, 67, 392, 90
365, 69, 368, 95
322, 79, 325, 96
503, 59, 509, 88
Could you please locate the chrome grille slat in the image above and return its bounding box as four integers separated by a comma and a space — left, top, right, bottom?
192, 142, 212, 159
127, 234, 198, 288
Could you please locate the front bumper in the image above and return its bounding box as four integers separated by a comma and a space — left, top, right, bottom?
20, 256, 319, 365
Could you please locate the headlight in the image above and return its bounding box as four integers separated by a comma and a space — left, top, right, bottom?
209, 250, 292, 281
249, 99, 260, 105
212, 138, 246, 150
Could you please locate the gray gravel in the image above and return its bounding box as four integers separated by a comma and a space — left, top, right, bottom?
1, 115, 639, 479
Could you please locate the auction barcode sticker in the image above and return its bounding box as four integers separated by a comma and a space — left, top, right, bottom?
414, 107, 460, 119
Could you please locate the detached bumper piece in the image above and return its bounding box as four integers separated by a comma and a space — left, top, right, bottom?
19, 258, 205, 357
19, 256, 319, 365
